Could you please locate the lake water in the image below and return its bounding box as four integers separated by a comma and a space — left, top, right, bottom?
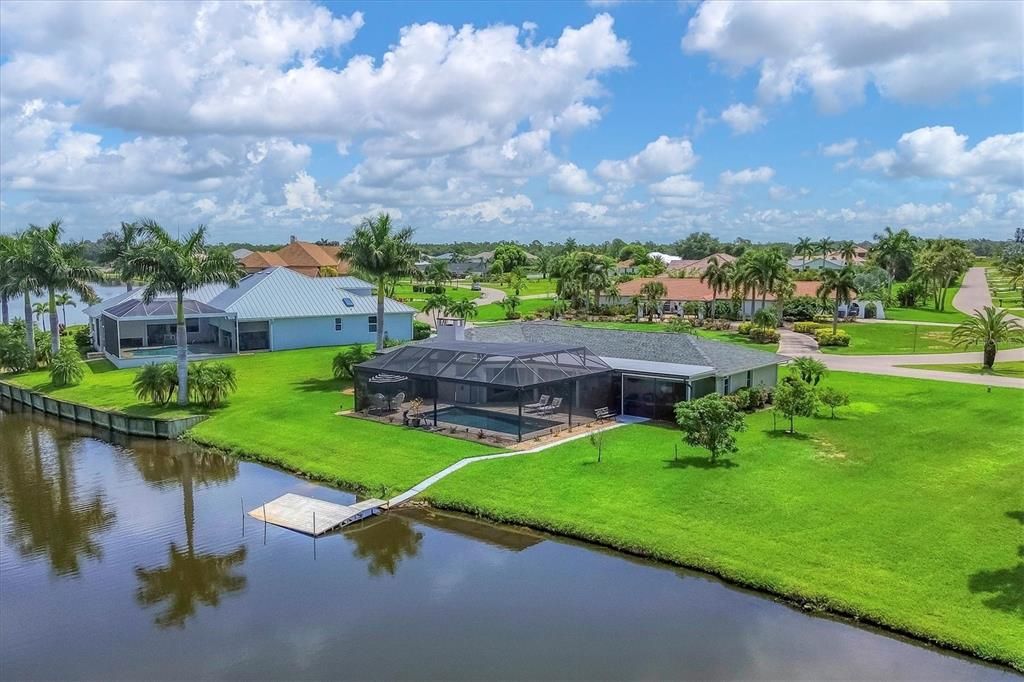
0, 401, 1016, 680
16, 281, 128, 328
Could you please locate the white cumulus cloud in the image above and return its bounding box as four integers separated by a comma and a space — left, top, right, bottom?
720, 103, 766, 135
595, 135, 698, 184
720, 166, 775, 185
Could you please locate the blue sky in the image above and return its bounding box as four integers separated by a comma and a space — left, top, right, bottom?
0, 0, 1021, 244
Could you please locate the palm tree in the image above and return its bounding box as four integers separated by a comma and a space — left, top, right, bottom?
795, 237, 815, 271
639, 281, 667, 322
951, 306, 1024, 370
817, 237, 834, 264
422, 292, 451, 327
446, 298, 478, 320
26, 220, 100, 356
55, 292, 76, 327
999, 260, 1024, 292
500, 294, 522, 319
816, 265, 858, 334
700, 256, 729, 320
344, 213, 416, 351
102, 221, 144, 292
2, 231, 41, 356
424, 260, 451, 291
732, 257, 758, 321
567, 252, 615, 317
872, 226, 916, 295
751, 249, 787, 315
125, 221, 241, 406
838, 240, 858, 264
32, 302, 49, 331
772, 275, 795, 326
0, 234, 19, 325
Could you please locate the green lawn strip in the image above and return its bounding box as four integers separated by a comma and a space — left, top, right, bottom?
481, 278, 559, 297
388, 284, 481, 311
5, 348, 497, 492
885, 280, 970, 323
894, 360, 1024, 378
574, 320, 779, 350
820, 322, 1023, 355
475, 298, 555, 321
426, 371, 1024, 668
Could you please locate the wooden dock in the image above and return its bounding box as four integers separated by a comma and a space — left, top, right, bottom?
248, 493, 386, 536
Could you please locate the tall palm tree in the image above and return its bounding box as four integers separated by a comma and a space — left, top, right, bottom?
732, 257, 758, 321
751, 249, 787, 314
125, 221, 241, 406
344, 213, 417, 351
424, 260, 451, 291
26, 220, 100, 355
0, 234, 19, 324
102, 221, 144, 292
700, 256, 729, 320
795, 237, 815, 270
55, 292, 76, 327
422, 292, 451, 327
838, 240, 858, 264
816, 265, 858, 334
446, 297, 478, 321
872, 226, 916, 295
2, 231, 41, 356
817, 237, 835, 264
32, 302, 49, 331
951, 306, 1024, 370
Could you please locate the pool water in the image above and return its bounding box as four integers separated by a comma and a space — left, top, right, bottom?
127, 347, 182, 358
434, 406, 559, 435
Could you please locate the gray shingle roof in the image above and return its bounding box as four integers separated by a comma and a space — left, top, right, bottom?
465, 321, 787, 376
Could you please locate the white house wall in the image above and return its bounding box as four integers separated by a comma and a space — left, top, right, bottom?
267, 313, 413, 351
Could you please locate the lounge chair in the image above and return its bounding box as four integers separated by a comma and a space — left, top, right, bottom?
524, 395, 550, 411
536, 397, 563, 415
390, 392, 406, 411
370, 393, 388, 415
594, 406, 616, 420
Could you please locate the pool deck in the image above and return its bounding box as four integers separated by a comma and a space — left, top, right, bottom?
248, 493, 386, 536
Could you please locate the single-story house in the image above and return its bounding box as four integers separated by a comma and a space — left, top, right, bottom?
666, 252, 737, 275
84, 267, 414, 368
788, 257, 846, 271
607, 277, 836, 317
238, 236, 350, 277
352, 320, 787, 441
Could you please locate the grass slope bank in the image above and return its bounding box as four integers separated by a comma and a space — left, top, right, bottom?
4, 348, 495, 492
427, 372, 1024, 668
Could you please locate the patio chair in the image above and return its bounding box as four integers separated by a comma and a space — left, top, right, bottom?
370, 393, 388, 415
536, 397, 563, 415
524, 394, 550, 411
390, 392, 406, 411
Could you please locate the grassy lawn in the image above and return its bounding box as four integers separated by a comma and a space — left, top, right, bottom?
895, 360, 1024, 378
388, 283, 481, 311
885, 281, 971, 324
574, 320, 779, 350
475, 298, 555, 321
482, 277, 559, 297
428, 371, 1024, 668
4, 348, 495, 492
820, 322, 1024, 355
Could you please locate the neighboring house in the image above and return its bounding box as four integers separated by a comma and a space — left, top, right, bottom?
238, 236, 350, 276
352, 320, 787, 441
83, 267, 413, 368
232, 248, 253, 259
608, 277, 839, 317
665, 252, 738, 276
788, 257, 846, 271
615, 259, 638, 275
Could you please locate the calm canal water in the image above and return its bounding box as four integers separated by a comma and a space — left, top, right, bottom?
0, 402, 1016, 681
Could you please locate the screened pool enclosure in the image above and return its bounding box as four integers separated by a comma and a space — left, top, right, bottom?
353, 340, 616, 441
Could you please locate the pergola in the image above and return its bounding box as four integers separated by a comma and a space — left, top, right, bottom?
353, 339, 615, 441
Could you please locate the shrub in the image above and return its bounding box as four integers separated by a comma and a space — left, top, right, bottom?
725, 389, 751, 411
748, 386, 773, 409
773, 377, 817, 433
790, 356, 827, 385
815, 329, 851, 346
864, 302, 877, 319
133, 362, 178, 405
818, 386, 851, 418
333, 344, 372, 379
412, 320, 431, 340
73, 325, 93, 349
749, 328, 780, 344
49, 345, 85, 386
682, 301, 700, 315
703, 318, 732, 331
737, 322, 754, 336
188, 362, 237, 407
783, 296, 823, 321
0, 324, 35, 373
674, 394, 747, 462
667, 318, 698, 335
752, 307, 777, 330
793, 321, 823, 334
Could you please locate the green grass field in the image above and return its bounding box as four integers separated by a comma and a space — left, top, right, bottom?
475, 298, 555, 321
4, 348, 495, 492
482, 277, 559, 297
820, 322, 1023, 355
388, 283, 481, 311
884, 281, 971, 323
896, 360, 1024, 378
428, 371, 1024, 668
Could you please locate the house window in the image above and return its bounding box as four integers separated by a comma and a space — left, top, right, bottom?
723, 376, 731, 394
747, 370, 753, 387
334, 317, 344, 331
186, 321, 199, 333
368, 315, 378, 333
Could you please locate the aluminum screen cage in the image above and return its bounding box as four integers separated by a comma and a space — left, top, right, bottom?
354, 340, 613, 388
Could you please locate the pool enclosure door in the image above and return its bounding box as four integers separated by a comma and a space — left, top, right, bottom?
620, 375, 688, 421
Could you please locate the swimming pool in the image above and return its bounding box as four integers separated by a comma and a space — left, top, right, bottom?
126, 346, 195, 358
434, 406, 559, 436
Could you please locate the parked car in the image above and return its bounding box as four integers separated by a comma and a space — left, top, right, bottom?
471, 282, 481, 291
